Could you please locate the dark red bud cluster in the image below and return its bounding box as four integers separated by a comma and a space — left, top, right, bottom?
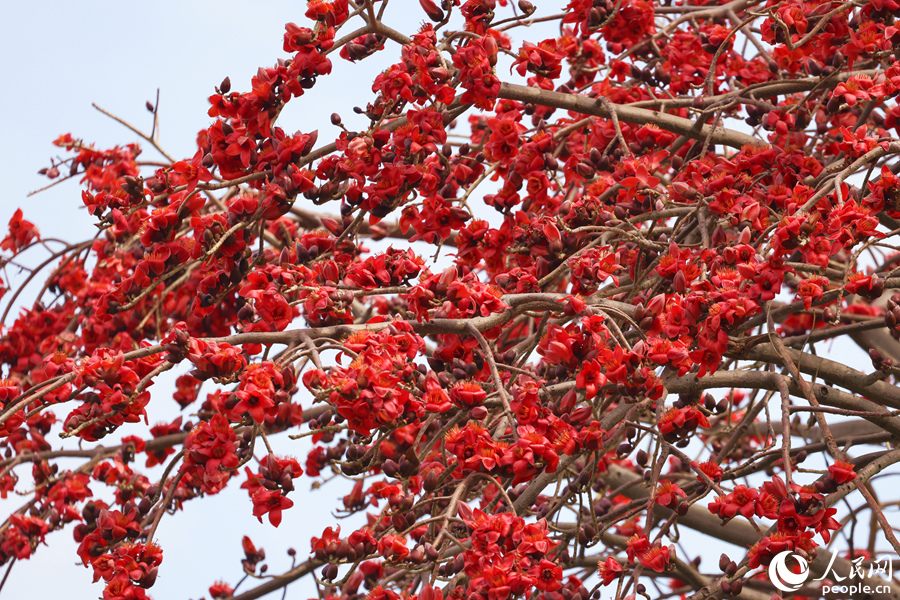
720, 579, 743, 595
868, 348, 894, 372
437, 554, 466, 577
162, 327, 191, 363
586, 1, 615, 30
884, 294, 900, 339
242, 544, 265, 574
345, 33, 385, 61
632, 302, 658, 332
38, 165, 61, 179
629, 63, 670, 86
258, 455, 300, 494
381, 451, 420, 478
121, 175, 144, 200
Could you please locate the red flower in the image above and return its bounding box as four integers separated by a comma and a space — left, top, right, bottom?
251, 489, 294, 527
422, 372, 451, 413
4, 515, 48, 560
597, 556, 624, 585
747, 531, 816, 569
654, 482, 686, 510
832, 76, 874, 106
208, 581, 234, 599
512, 40, 566, 80
846, 272, 884, 301
451, 380, 486, 407
451, 36, 501, 110
828, 460, 857, 484
708, 485, 759, 522
638, 544, 671, 572
233, 388, 276, 423
171, 149, 213, 192
377, 534, 410, 561
180, 414, 239, 494
693, 460, 723, 483
305, 0, 349, 25
625, 534, 650, 564
657, 406, 710, 441
187, 340, 247, 380
626, 534, 671, 572
1, 209, 40, 253
576, 360, 608, 400
310, 526, 342, 560
0, 378, 19, 406
528, 559, 563, 591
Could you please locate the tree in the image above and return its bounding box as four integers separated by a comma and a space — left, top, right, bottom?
1, 0, 900, 599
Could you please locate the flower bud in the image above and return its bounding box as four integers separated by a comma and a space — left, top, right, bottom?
425, 543, 439, 561
469, 405, 488, 420
719, 553, 731, 571
419, 0, 444, 21
423, 469, 439, 493
382, 459, 399, 478
322, 564, 338, 580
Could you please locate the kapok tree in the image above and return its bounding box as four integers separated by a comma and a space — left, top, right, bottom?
2, 0, 900, 599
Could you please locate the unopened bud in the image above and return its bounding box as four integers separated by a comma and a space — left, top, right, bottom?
418, 0, 444, 22
719, 553, 730, 571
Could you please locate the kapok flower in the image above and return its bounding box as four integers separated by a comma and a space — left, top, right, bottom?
828, 460, 857, 484
597, 556, 624, 585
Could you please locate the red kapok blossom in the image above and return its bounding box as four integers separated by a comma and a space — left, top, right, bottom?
828, 460, 857, 484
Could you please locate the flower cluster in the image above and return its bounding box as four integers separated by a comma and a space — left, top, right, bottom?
405, 267, 508, 324
452, 36, 501, 110
229, 361, 294, 423
459, 506, 566, 598
180, 414, 240, 495
242, 454, 302, 527
444, 423, 564, 484
302, 323, 424, 435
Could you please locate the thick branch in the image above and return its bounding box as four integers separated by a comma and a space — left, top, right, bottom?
498, 83, 761, 149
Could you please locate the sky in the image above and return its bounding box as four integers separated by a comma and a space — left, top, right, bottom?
0, 2, 892, 600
